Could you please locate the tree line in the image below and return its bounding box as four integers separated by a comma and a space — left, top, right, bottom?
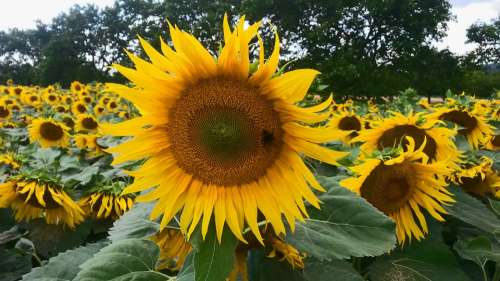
0, 0, 498, 98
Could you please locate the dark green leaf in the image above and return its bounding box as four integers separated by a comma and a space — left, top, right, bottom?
303, 258, 363, 281
108, 202, 159, 242
247, 249, 305, 281
287, 176, 396, 260
0, 248, 32, 281
74, 239, 168, 281
454, 236, 500, 266
488, 198, 500, 217
22, 242, 107, 281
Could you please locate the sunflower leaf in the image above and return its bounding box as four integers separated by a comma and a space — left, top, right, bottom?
368, 239, 472, 281
22, 242, 107, 281
286, 176, 396, 261
108, 202, 159, 242
190, 225, 238, 281
445, 187, 500, 235
303, 258, 363, 281
74, 238, 169, 281
0, 248, 32, 281
247, 249, 305, 281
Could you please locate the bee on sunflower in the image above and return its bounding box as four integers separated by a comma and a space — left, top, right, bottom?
428, 107, 494, 149
0, 174, 84, 228
103, 15, 347, 243
453, 156, 500, 198
351, 112, 461, 169
28, 118, 70, 148
340, 137, 454, 244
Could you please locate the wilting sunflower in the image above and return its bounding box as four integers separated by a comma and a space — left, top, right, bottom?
72, 101, 88, 115
352, 112, 461, 169
79, 192, 134, 220
28, 118, 70, 148
484, 134, 499, 151
75, 114, 99, 132
329, 111, 363, 144
454, 156, 500, 198
340, 137, 454, 244
429, 108, 494, 149
103, 16, 347, 242
0, 152, 20, 169
0, 177, 84, 228
153, 228, 192, 271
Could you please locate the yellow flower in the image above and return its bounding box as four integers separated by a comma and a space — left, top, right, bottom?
28, 118, 70, 148
106, 99, 119, 112
94, 105, 106, 116
484, 134, 499, 151
352, 112, 461, 169
0, 179, 85, 228
79, 192, 134, 220
70, 81, 85, 94
72, 101, 88, 115
0, 152, 20, 169
428, 108, 494, 149
43, 91, 60, 105
0, 104, 11, 119
454, 157, 500, 198
329, 111, 364, 144
340, 137, 454, 244
75, 114, 99, 132
103, 15, 347, 243
152, 229, 192, 271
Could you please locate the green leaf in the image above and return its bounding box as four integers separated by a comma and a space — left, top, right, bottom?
176, 254, 195, 281
22, 242, 107, 281
303, 259, 363, 281
74, 239, 168, 281
26, 219, 91, 257
286, 176, 396, 260
0, 248, 32, 281
190, 225, 238, 281
454, 236, 500, 266
108, 202, 160, 242
61, 165, 99, 186
488, 198, 500, 217
445, 188, 500, 235
368, 239, 471, 281
247, 249, 305, 281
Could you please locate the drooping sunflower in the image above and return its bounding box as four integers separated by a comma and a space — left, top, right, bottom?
75, 114, 99, 132
484, 134, 499, 151
28, 118, 70, 148
153, 228, 193, 271
340, 137, 454, 244
0, 152, 20, 169
0, 178, 84, 228
428, 108, 494, 149
453, 156, 500, 198
352, 112, 461, 169
103, 16, 347, 243
79, 192, 134, 220
329, 111, 364, 144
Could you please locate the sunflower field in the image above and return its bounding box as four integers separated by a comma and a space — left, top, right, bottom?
0, 16, 499, 281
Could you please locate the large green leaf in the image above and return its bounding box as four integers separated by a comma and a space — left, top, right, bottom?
454, 236, 500, 267
286, 176, 396, 260
0, 248, 32, 281
247, 249, 305, 281
108, 202, 159, 242
74, 239, 168, 281
22, 242, 107, 281
190, 225, 238, 281
368, 239, 471, 281
303, 259, 363, 281
445, 188, 500, 235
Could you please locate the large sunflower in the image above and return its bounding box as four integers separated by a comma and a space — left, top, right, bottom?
340, 137, 454, 244
428, 108, 494, 149
0, 178, 84, 228
28, 118, 70, 148
352, 112, 461, 169
103, 16, 347, 243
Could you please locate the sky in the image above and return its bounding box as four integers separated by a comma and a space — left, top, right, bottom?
0, 0, 499, 55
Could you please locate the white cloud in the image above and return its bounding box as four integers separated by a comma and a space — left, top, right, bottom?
0, 0, 115, 31
435, 0, 500, 55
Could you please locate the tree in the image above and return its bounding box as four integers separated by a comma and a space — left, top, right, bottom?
465, 16, 500, 65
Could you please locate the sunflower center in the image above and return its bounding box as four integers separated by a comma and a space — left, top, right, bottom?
82, 117, 98, 130
49, 95, 56, 101
338, 116, 362, 131
77, 104, 86, 113
63, 117, 75, 128
30, 96, 38, 102
40, 122, 64, 141
168, 77, 283, 186
0, 106, 10, 118
377, 125, 437, 159
360, 163, 415, 214
439, 110, 477, 135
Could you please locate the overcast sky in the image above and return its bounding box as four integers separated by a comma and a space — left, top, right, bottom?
0, 0, 499, 55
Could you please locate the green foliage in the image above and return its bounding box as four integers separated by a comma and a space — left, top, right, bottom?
108, 203, 160, 242
303, 259, 364, 281
286, 176, 396, 261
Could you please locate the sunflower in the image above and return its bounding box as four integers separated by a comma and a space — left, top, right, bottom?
79, 192, 134, 220
10, 86, 23, 97
352, 112, 461, 169
98, 96, 111, 106
72, 101, 88, 115
63, 95, 73, 105
103, 16, 347, 243
28, 118, 70, 148
0, 152, 20, 169
94, 105, 106, 116
0, 178, 84, 228
428, 108, 494, 149
43, 91, 59, 105
153, 229, 192, 271
484, 134, 499, 151
61, 115, 75, 130
0, 105, 11, 119
81, 95, 94, 105
329, 111, 364, 144
55, 104, 68, 113
70, 81, 84, 94
340, 137, 454, 244
75, 114, 99, 132
106, 99, 119, 112
117, 111, 130, 119
453, 156, 500, 198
